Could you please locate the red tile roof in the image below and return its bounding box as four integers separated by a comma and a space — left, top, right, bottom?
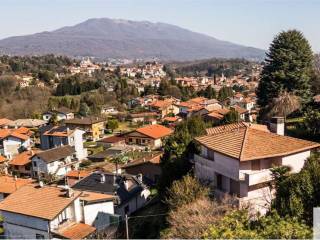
0, 185, 81, 220
98, 135, 125, 143
197, 124, 319, 161
10, 150, 36, 166
0, 176, 33, 194
0, 155, 7, 163
58, 222, 96, 239
135, 124, 173, 139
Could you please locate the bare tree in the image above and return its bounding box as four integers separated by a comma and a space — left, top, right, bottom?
268, 91, 300, 119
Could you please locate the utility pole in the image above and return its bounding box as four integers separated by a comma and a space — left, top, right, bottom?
125, 214, 129, 240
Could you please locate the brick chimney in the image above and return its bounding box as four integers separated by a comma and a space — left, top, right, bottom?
269, 117, 285, 136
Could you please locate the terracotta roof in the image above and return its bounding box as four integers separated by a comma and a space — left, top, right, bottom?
0, 128, 31, 141
197, 125, 319, 161
0, 176, 33, 194
232, 105, 248, 114
65, 117, 105, 125
206, 122, 269, 135
98, 135, 126, 143
0, 155, 6, 163
66, 170, 91, 178
0, 185, 81, 220
80, 191, 114, 203
10, 150, 36, 166
43, 126, 75, 137
188, 97, 207, 104
149, 99, 173, 109
35, 145, 75, 163
162, 116, 180, 122
207, 111, 225, 120
135, 124, 173, 139
122, 152, 162, 168
0, 118, 13, 126
57, 222, 96, 239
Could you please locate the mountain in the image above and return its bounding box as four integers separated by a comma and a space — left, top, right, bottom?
0, 18, 265, 61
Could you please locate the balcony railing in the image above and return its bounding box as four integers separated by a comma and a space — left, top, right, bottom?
239, 169, 272, 186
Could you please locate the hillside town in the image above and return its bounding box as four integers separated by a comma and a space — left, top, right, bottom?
0, 2, 319, 239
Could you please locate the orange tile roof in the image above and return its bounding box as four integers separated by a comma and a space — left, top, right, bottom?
149, 99, 173, 109
66, 170, 91, 178
0, 185, 81, 220
80, 191, 114, 203
58, 222, 96, 239
232, 105, 248, 114
135, 124, 173, 139
10, 150, 35, 166
206, 122, 269, 135
188, 97, 207, 104
207, 112, 225, 120
0, 118, 13, 126
0, 176, 33, 194
0, 127, 31, 140
197, 125, 319, 161
0, 155, 7, 163
162, 116, 180, 122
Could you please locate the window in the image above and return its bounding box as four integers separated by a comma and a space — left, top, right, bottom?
129, 138, 133, 143
33, 161, 37, 167
36, 234, 45, 239
216, 174, 222, 190
207, 149, 215, 161
251, 160, 261, 171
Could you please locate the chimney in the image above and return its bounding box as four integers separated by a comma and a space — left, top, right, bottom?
66, 188, 74, 198
269, 117, 285, 136
100, 173, 105, 183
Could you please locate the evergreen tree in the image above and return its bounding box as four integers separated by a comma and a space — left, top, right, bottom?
257, 30, 314, 119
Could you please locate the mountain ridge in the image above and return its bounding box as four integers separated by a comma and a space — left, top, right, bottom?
0, 18, 265, 61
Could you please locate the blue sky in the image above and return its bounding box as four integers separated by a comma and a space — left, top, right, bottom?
1, 0, 319, 52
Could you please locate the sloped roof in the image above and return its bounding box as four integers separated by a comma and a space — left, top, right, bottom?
57, 222, 96, 239
0, 118, 13, 126
43, 126, 75, 137
0, 176, 33, 194
0, 185, 81, 220
135, 124, 173, 139
0, 127, 31, 141
197, 124, 319, 161
35, 145, 75, 163
65, 117, 105, 125
10, 150, 36, 166
0, 155, 6, 163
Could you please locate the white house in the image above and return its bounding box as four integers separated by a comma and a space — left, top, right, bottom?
31, 145, 78, 179
42, 107, 75, 122
0, 128, 32, 159
0, 184, 116, 239
194, 119, 320, 214
40, 126, 87, 160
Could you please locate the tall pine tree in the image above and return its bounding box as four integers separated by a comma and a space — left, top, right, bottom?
257, 30, 313, 119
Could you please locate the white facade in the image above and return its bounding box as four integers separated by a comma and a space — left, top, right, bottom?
31, 155, 76, 178
3, 137, 31, 159
1, 190, 115, 239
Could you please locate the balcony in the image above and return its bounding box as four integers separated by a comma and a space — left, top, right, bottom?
239, 169, 273, 186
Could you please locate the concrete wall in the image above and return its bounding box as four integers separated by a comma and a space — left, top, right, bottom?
282, 151, 310, 173
1, 211, 49, 239
83, 201, 114, 226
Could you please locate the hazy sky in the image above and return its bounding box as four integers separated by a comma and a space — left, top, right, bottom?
1, 0, 319, 52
